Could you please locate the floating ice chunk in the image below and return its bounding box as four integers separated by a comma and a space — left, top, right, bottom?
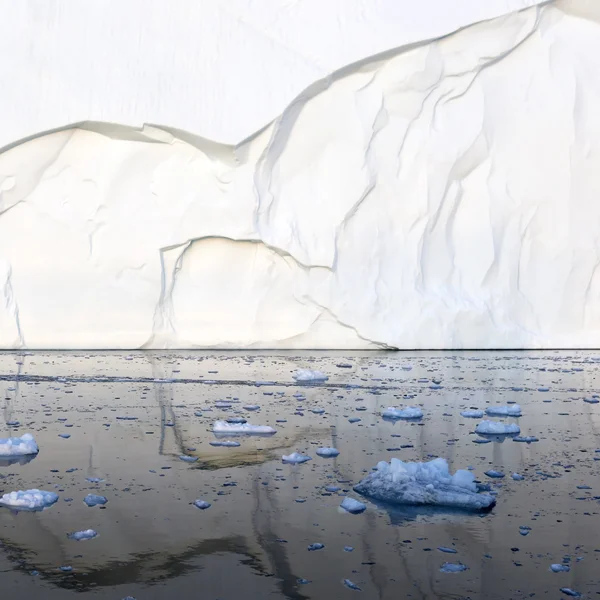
68, 529, 97, 541
461, 410, 484, 418
485, 404, 522, 417
519, 526, 531, 536
512, 473, 525, 481
0, 489, 58, 511
193, 500, 211, 510
353, 458, 495, 511
583, 397, 599, 404
344, 546, 354, 552
179, 455, 198, 462
209, 440, 241, 447
213, 420, 276, 436
293, 369, 328, 382
0, 433, 38, 456
550, 563, 570, 572
243, 405, 260, 411
84, 494, 108, 507
513, 436, 539, 443
438, 547, 457, 554
485, 470, 505, 478
475, 420, 520, 435
340, 497, 366, 514
343, 579, 362, 590
560, 588, 581, 597
282, 452, 312, 464
382, 406, 423, 420
440, 562, 468, 573
307, 543, 324, 551
316, 447, 340, 458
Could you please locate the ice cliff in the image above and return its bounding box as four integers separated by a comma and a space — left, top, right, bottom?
1, 0, 599, 349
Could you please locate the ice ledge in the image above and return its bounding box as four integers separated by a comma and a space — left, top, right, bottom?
1, 0, 600, 349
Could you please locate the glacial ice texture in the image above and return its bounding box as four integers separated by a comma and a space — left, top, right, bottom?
353, 457, 496, 510
0, 490, 59, 511
1, 0, 600, 349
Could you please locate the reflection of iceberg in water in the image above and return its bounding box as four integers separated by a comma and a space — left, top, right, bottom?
0, 453, 37, 467
371, 499, 495, 526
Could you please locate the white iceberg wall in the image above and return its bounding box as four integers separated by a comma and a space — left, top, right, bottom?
1, 0, 600, 349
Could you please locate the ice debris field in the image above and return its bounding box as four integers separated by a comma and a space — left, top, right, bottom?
0, 350, 599, 598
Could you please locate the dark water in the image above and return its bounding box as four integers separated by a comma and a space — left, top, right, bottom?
0, 350, 599, 599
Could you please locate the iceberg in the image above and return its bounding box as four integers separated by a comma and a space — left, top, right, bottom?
0, 433, 38, 456
84, 494, 108, 507
0, 489, 58, 511
213, 421, 276, 436
293, 370, 328, 382
461, 410, 484, 419
1, 1, 599, 350
382, 407, 423, 420
353, 457, 495, 511
475, 421, 520, 435
485, 405, 522, 417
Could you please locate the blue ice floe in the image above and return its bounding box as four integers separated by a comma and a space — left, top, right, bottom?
213, 421, 276, 436
282, 452, 312, 465
440, 562, 468, 573
316, 447, 340, 458
293, 369, 328, 382
353, 458, 495, 511
485, 404, 522, 417
475, 420, 520, 435
461, 410, 484, 418
340, 497, 367, 514
68, 529, 98, 541
84, 494, 108, 507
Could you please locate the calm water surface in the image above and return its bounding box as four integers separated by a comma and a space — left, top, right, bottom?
0, 350, 599, 599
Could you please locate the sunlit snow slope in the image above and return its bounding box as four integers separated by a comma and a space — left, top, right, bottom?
1, 0, 599, 349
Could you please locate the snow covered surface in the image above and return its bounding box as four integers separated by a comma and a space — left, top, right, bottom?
353, 457, 496, 510
0, 489, 59, 511
382, 406, 423, 420
1, 0, 600, 349
213, 420, 276, 436
485, 404, 522, 417
0, 433, 38, 456
475, 420, 521, 435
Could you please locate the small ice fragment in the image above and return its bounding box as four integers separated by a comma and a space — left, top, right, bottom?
209, 440, 241, 447
348, 418, 361, 423
461, 410, 484, 418
307, 543, 324, 551
325, 485, 341, 492
243, 405, 260, 411
513, 436, 539, 443
512, 473, 525, 481
282, 452, 312, 464
83, 494, 107, 507
226, 417, 247, 424
475, 421, 520, 435
343, 579, 362, 591
293, 369, 328, 382
179, 455, 198, 463
485, 405, 522, 417
440, 562, 468, 573
344, 546, 354, 552
438, 547, 457, 554
0, 433, 39, 456
68, 529, 97, 541
297, 578, 311, 585
86, 477, 103, 483
316, 447, 340, 458
485, 470, 505, 479
193, 500, 211, 510
382, 406, 423, 420
59, 565, 73, 572
583, 397, 599, 404
560, 588, 581, 597
213, 421, 276, 436
354, 457, 495, 510
519, 526, 531, 536
58, 434, 71, 439
340, 497, 366, 514
311, 408, 325, 414
0, 489, 58, 511
550, 564, 570, 572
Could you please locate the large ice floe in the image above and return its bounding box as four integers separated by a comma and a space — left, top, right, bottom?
1, 0, 600, 350
0, 489, 59, 511
353, 458, 496, 511
382, 406, 423, 420
0, 433, 38, 456
485, 405, 522, 417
